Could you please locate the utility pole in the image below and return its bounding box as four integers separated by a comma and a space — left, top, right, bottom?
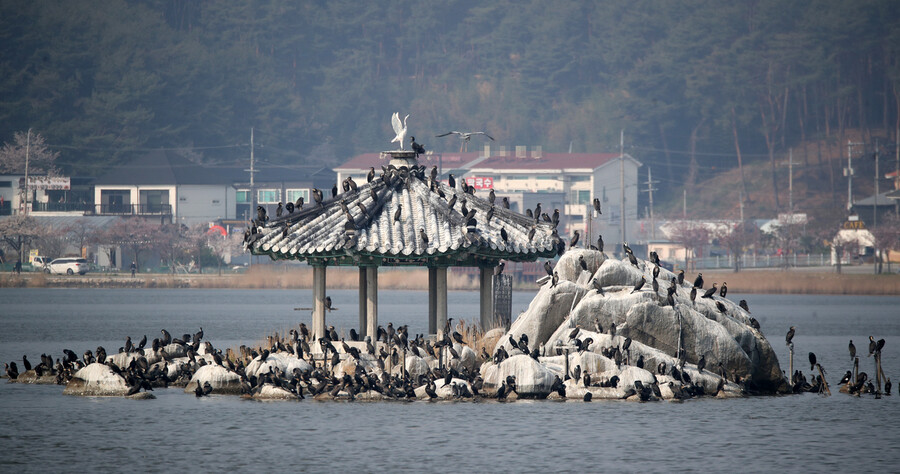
788, 148, 794, 214
642, 167, 658, 239
845, 140, 864, 211
244, 127, 258, 268
620, 129, 626, 250
874, 139, 879, 230
23, 128, 31, 217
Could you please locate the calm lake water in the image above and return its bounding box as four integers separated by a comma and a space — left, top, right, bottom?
0, 288, 898, 472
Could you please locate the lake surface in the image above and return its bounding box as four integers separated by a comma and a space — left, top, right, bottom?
0, 288, 898, 472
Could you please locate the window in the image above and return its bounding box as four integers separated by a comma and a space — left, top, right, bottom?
236, 190, 251, 203
569, 176, 590, 182
0, 181, 11, 188
286, 189, 309, 204
570, 190, 591, 204
257, 189, 280, 203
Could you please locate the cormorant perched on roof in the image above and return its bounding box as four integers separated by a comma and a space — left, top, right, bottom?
494, 261, 505, 276
256, 206, 267, 223
579, 256, 588, 272
719, 282, 728, 298
693, 273, 704, 289
569, 230, 580, 249
677, 270, 685, 285
393, 205, 402, 223
295, 195, 304, 210
550, 271, 559, 288
500, 227, 509, 243
502, 196, 510, 209
689, 287, 697, 304
543, 260, 553, 276
276, 202, 283, 217
285, 202, 294, 214
410, 136, 425, 157
597, 235, 604, 252
448, 174, 456, 188
331, 183, 338, 198
786, 326, 796, 346
697, 354, 706, 373
630, 276, 645, 294
367, 167, 375, 183
701, 283, 717, 298
649, 251, 660, 265
593, 198, 602, 215
849, 340, 856, 360
651, 277, 659, 295
419, 228, 429, 246
324, 296, 333, 312
739, 299, 750, 313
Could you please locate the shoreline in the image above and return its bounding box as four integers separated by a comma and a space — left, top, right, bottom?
2, 267, 899, 295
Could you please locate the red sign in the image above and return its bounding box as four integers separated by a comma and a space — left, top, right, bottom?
465, 176, 494, 189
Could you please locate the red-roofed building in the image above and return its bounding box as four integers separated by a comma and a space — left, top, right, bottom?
335, 146, 642, 250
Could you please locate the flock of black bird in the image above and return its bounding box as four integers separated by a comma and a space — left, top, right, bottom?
784, 328, 890, 397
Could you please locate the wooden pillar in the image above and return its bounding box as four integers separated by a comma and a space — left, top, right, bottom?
428, 267, 437, 335
480, 266, 493, 330
366, 266, 378, 340
436, 266, 448, 338
358, 267, 367, 339
313, 264, 327, 341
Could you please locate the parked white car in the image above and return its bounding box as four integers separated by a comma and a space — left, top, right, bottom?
44, 257, 89, 275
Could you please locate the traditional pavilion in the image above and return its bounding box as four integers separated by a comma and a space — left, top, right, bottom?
246, 150, 561, 340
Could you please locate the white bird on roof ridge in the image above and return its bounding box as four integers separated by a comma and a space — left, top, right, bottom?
391, 112, 409, 150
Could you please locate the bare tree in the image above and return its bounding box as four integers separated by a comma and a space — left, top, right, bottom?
716, 221, 759, 272
0, 215, 45, 262
92, 218, 161, 272
0, 131, 60, 175
155, 223, 193, 274
207, 232, 243, 275
668, 220, 711, 271
65, 219, 94, 258
871, 212, 900, 274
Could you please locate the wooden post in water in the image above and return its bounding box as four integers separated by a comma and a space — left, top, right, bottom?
816, 364, 831, 396
853, 357, 859, 382
788, 343, 794, 382
875, 352, 882, 398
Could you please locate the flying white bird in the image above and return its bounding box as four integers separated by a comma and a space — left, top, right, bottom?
436, 131, 494, 152
391, 112, 409, 150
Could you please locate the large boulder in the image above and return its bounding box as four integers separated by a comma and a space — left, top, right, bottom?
481, 355, 556, 398
63, 363, 130, 396
184, 364, 243, 395
484, 247, 788, 395
555, 248, 607, 283
498, 280, 584, 354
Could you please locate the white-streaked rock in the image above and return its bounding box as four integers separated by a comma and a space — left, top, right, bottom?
63, 363, 129, 396
184, 363, 243, 395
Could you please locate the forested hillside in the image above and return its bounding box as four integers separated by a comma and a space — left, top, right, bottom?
2, 0, 899, 214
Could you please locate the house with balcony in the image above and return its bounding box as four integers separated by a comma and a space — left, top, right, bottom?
92, 150, 335, 227
91, 150, 239, 225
